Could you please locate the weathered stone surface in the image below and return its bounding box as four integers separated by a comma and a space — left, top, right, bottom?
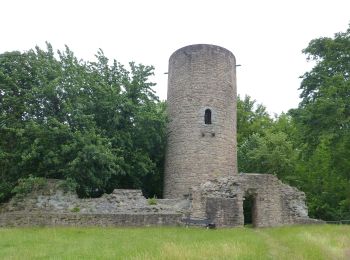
0, 179, 189, 227
0, 180, 189, 215
162, 44, 322, 227
190, 174, 323, 227
0, 177, 322, 228
164, 44, 238, 198
0, 212, 182, 227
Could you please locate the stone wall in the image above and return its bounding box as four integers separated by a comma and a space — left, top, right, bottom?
0, 179, 188, 227
164, 44, 238, 198
190, 173, 323, 228
0, 212, 182, 227
0, 178, 323, 228
0, 180, 188, 215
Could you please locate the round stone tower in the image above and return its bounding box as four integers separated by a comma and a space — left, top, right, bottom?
164, 44, 238, 198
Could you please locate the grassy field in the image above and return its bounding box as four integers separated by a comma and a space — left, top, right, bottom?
0, 225, 349, 259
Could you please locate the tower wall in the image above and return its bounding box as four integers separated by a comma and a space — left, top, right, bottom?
164, 44, 237, 198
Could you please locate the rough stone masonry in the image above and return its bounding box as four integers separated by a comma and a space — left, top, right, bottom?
163, 44, 322, 227
164, 44, 238, 198
0, 44, 322, 227
0, 179, 188, 227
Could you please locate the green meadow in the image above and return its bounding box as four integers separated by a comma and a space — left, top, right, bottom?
0, 225, 349, 259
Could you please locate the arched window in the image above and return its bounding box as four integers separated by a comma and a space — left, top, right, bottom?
204, 109, 212, 124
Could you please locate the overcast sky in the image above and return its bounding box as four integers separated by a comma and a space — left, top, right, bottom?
1, 0, 349, 115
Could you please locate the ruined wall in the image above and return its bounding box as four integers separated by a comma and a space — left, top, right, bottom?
0, 178, 322, 228
190, 174, 322, 228
164, 44, 237, 198
0, 213, 182, 227
0, 179, 188, 227
0, 180, 188, 215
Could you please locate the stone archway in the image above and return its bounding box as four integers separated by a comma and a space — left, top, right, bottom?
191, 174, 320, 228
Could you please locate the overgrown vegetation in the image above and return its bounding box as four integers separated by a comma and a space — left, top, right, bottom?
0, 225, 349, 259
148, 196, 158, 205
58, 177, 79, 193
11, 175, 47, 199
0, 25, 349, 221
70, 207, 80, 213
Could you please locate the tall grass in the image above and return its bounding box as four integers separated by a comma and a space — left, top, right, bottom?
0, 225, 349, 259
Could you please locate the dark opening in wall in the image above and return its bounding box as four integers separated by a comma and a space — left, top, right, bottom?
243, 193, 256, 227
204, 109, 212, 124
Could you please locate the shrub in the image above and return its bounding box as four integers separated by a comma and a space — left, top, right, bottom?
11, 175, 47, 199
59, 178, 78, 193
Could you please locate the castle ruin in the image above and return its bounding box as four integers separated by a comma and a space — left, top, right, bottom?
0, 44, 321, 228
164, 44, 320, 227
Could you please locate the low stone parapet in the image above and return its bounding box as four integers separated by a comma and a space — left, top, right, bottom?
0, 212, 182, 227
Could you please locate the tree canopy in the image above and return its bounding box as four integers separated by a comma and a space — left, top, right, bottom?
237, 24, 350, 220
0, 43, 166, 200
289, 24, 350, 220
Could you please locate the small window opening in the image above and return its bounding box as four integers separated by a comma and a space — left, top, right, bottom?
204, 109, 212, 124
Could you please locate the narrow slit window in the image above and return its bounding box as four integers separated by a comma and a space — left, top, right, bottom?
204, 109, 212, 124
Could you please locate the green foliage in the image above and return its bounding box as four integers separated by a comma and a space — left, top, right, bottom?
238, 130, 297, 178
0, 43, 166, 201
58, 178, 78, 193
237, 24, 350, 221
237, 95, 272, 144
147, 196, 157, 205
70, 207, 80, 213
237, 96, 298, 181
11, 175, 47, 199
289, 24, 350, 220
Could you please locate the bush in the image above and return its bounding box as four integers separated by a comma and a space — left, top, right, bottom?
59, 178, 78, 193
11, 175, 47, 199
